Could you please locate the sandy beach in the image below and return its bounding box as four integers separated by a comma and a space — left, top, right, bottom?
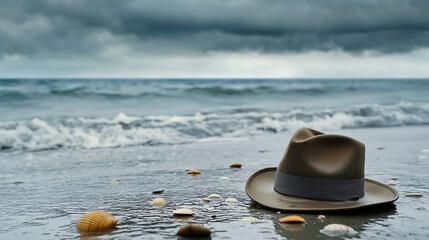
1, 125, 428, 239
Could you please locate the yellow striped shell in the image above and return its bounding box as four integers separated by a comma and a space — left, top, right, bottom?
76, 211, 118, 232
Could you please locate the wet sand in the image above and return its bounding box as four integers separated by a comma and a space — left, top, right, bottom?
1, 126, 428, 239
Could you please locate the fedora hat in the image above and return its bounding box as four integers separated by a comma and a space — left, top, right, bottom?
245, 127, 399, 212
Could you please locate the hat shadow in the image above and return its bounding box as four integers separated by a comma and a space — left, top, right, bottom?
248, 202, 397, 239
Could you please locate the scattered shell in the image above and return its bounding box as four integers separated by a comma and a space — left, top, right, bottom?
242, 217, 258, 222
321, 224, 356, 234
376, 172, 384, 175
406, 193, 423, 197
76, 211, 118, 232
225, 198, 238, 203
386, 181, 396, 185
219, 176, 229, 181
151, 198, 165, 205
229, 163, 242, 168
187, 170, 201, 175
152, 188, 165, 194
202, 198, 211, 202
208, 194, 221, 198
173, 208, 194, 215
391, 177, 398, 180
276, 211, 281, 214
206, 207, 214, 211
176, 224, 211, 237
318, 215, 326, 220
111, 179, 121, 183
279, 215, 306, 223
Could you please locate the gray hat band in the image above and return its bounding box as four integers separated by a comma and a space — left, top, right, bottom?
274, 171, 365, 201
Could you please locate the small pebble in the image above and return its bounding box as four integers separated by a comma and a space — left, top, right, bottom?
173, 208, 194, 215
176, 224, 211, 237
225, 198, 238, 203
187, 170, 201, 175
206, 207, 214, 211
377, 147, 385, 150
111, 179, 121, 183
318, 215, 326, 220
208, 194, 221, 198
391, 177, 398, 180
202, 198, 211, 202
152, 188, 165, 194
151, 198, 165, 205
229, 163, 242, 168
242, 217, 258, 222
406, 193, 423, 197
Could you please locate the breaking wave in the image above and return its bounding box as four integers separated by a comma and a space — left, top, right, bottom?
1, 101, 428, 152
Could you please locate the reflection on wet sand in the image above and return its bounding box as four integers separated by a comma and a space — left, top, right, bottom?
248, 202, 397, 239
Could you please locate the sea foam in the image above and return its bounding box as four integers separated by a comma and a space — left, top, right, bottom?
1, 102, 428, 152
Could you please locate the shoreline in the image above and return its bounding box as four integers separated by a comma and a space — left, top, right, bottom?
1, 125, 428, 239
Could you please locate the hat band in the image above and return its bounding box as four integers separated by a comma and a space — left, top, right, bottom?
274, 171, 365, 201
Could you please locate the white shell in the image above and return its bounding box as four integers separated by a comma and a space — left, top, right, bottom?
317, 215, 326, 220
208, 194, 221, 198
225, 198, 238, 203
219, 177, 229, 181
322, 224, 355, 233
151, 198, 165, 205
173, 208, 194, 215
242, 217, 258, 222
111, 179, 121, 183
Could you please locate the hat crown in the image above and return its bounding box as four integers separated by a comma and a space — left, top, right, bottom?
278, 128, 365, 180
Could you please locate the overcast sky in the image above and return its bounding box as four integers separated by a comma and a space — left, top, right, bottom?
0, 0, 428, 78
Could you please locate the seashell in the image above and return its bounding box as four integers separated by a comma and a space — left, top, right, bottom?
225, 198, 238, 203
76, 211, 118, 232
242, 217, 258, 222
202, 198, 211, 202
219, 176, 229, 181
173, 208, 194, 215
279, 215, 306, 223
206, 207, 214, 211
391, 177, 398, 180
406, 193, 423, 197
208, 194, 221, 198
187, 170, 201, 175
176, 224, 211, 237
317, 215, 326, 220
386, 181, 396, 185
151, 198, 165, 205
111, 179, 121, 183
152, 188, 165, 194
229, 163, 242, 168
376, 172, 384, 175
322, 224, 355, 234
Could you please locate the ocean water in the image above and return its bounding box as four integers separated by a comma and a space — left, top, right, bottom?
1, 79, 429, 152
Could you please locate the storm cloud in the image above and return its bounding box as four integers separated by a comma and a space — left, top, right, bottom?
1, 0, 429, 58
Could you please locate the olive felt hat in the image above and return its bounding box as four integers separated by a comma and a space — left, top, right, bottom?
245, 127, 399, 212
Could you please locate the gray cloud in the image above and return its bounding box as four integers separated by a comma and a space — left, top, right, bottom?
1, 0, 429, 60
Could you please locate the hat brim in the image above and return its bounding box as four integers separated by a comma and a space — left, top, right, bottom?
245, 167, 399, 212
